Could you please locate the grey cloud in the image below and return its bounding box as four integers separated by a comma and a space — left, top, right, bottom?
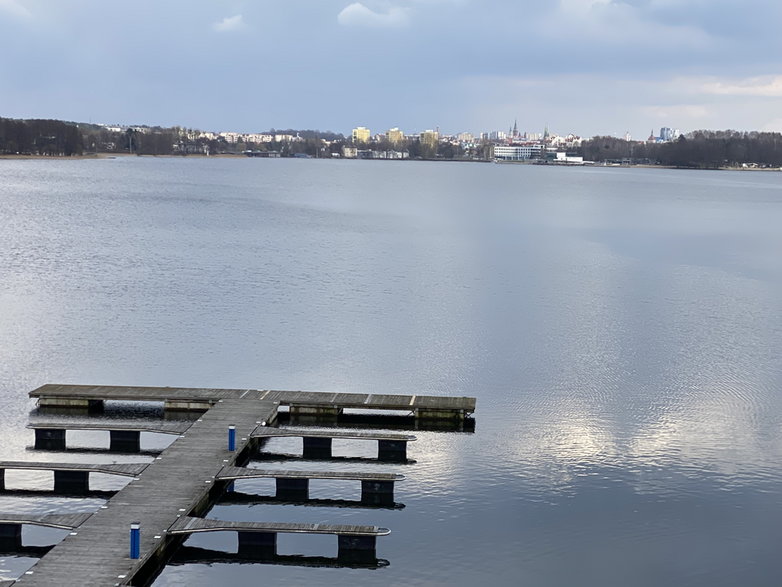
0, 1, 780, 136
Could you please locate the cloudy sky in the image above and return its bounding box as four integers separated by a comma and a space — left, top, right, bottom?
1, 0, 781, 138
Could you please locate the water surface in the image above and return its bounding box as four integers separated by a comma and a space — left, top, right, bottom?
1, 158, 781, 585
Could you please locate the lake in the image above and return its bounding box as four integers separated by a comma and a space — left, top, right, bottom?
1, 157, 781, 585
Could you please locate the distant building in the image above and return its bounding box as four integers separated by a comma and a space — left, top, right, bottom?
494, 144, 544, 161
352, 127, 370, 143
386, 127, 404, 145
660, 127, 674, 141
552, 152, 585, 164
420, 129, 439, 148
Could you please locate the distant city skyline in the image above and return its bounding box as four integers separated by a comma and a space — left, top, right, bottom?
1, 1, 781, 139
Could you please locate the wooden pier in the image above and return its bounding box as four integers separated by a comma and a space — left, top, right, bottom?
30, 384, 475, 422
168, 516, 389, 561
0, 514, 94, 552
251, 426, 416, 461
0, 384, 476, 585
0, 461, 148, 494
217, 466, 404, 504
28, 421, 192, 452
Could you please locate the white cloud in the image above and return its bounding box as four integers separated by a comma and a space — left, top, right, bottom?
0, 0, 32, 18
338, 3, 409, 28
696, 75, 782, 97
213, 14, 246, 33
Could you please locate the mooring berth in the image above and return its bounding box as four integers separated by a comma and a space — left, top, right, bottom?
0, 461, 148, 493
0, 514, 93, 551
217, 466, 404, 504
28, 420, 193, 452
252, 426, 416, 461
168, 516, 389, 561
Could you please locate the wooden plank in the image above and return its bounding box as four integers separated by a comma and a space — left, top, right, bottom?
0, 513, 93, 529
0, 461, 147, 477
168, 516, 390, 537
251, 427, 416, 442
27, 421, 193, 435
217, 466, 404, 482
29, 384, 249, 403
412, 395, 476, 410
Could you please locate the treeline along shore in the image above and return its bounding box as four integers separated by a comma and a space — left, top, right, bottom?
582, 131, 782, 169
3, 116, 782, 169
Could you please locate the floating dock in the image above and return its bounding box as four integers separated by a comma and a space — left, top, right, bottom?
0, 384, 477, 585
30, 384, 476, 421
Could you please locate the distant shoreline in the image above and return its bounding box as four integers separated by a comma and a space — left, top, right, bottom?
2, 153, 780, 171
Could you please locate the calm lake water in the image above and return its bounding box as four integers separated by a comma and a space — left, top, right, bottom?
1, 157, 782, 585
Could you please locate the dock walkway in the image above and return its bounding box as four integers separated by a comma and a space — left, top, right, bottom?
30, 384, 475, 421
13, 399, 277, 586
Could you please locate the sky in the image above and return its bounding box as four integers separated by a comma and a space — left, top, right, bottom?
1, 0, 781, 139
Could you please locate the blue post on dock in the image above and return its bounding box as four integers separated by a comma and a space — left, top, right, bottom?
130, 523, 140, 559
228, 425, 236, 451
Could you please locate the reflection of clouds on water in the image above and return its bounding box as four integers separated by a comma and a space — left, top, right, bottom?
493, 216, 782, 498
626, 266, 782, 484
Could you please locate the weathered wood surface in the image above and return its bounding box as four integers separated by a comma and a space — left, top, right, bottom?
0, 513, 93, 530
27, 420, 193, 435
267, 390, 476, 413
29, 384, 263, 404
0, 461, 147, 477
14, 399, 278, 587
217, 466, 404, 482
251, 427, 416, 442
168, 516, 390, 537
30, 384, 476, 414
